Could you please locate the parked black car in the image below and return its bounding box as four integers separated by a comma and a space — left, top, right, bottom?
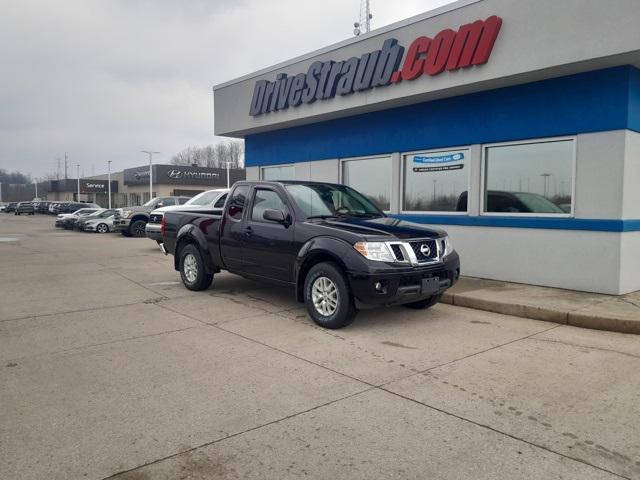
15, 202, 35, 215
4, 202, 17, 213
160, 181, 460, 329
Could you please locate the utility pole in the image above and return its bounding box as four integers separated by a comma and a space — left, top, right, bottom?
107, 160, 112, 209
76, 164, 81, 201
56, 158, 61, 180
34, 179, 38, 199
64, 152, 68, 180
141, 150, 160, 201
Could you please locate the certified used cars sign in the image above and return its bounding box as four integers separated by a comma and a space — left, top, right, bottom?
249, 15, 502, 116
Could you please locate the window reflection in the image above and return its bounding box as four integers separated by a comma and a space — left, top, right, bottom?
484, 140, 573, 214
342, 156, 392, 211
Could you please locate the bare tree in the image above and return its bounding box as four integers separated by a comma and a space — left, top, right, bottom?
171, 141, 244, 169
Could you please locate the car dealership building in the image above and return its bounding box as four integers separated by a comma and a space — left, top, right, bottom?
42, 164, 245, 207
213, 0, 640, 295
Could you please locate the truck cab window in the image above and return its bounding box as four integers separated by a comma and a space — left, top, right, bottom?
251, 190, 287, 222
228, 186, 249, 220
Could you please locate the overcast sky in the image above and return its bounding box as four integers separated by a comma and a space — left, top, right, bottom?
0, 0, 454, 178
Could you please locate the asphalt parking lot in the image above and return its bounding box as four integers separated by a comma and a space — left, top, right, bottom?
1, 214, 639, 480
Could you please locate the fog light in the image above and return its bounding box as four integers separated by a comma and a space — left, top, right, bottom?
374, 281, 387, 294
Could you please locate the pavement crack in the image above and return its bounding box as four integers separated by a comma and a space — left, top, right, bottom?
378, 387, 632, 480
528, 336, 640, 360
114, 271, 170, 300
376, 323, 562, 389
0, 301, 149, 323
99, 386, 376, 480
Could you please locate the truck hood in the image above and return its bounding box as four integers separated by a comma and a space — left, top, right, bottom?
314, 216, 446, 240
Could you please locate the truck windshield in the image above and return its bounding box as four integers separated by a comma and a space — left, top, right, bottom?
285, 184, 384, 219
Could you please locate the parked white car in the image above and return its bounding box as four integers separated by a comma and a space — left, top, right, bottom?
145, 188, 229, 242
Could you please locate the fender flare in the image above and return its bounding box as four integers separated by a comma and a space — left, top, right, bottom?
174, 224, 215, 273
294, 236, 366, 302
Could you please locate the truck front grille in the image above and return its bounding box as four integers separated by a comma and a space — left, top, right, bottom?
409, 240, 438, 262
149, 214, 163, 224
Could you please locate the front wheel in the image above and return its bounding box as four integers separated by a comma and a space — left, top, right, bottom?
402, 294, 442, 310
304, 262, 357, 329
96, 223, 109, 234
130, 219, 146, 237
179, 244, 213, 291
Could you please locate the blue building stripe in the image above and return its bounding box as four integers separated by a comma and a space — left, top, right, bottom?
390, 215, 640, 233
246, 65, 640, 166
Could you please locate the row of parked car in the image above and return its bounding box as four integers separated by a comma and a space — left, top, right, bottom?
2, 190, 229, 238
1, 200, 101, 215
47, 188, 229, 237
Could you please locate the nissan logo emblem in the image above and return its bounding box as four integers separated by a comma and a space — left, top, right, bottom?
420, 243, 431, 257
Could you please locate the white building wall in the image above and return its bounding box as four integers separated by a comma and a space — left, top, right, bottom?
252, 129, 640, 294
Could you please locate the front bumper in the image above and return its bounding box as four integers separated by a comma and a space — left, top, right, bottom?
113, 218, 131, 232
83, 224, 98, 232
348, 252, 460, 307
145, 223, 162, 241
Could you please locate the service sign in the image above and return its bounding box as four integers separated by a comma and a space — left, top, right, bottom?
80, 180, 118, 194
249, 15, 502, 116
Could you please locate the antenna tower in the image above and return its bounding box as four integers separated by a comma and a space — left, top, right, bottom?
353, 0, 372, 36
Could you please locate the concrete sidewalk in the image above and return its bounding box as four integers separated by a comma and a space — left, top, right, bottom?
442, 277, 640, 335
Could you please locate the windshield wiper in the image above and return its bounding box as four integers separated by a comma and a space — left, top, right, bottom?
306, 215, 339, 220
349, 212, 384, 218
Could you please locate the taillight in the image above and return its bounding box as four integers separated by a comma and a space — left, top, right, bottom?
160, 215, 167, 236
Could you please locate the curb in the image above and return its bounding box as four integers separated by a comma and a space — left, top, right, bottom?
441, 292, 640, 335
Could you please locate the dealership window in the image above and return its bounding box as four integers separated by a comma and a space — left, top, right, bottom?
342, 156, 392, 211
403, 148, 469, 212
261, 165, 295, 181
483, 139, 574, 215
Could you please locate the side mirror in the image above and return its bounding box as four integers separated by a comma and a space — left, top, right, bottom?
263, 209, 285, 223
156, 202, 164, 208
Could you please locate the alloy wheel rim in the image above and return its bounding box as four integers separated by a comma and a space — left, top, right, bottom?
98, 224, 107, 233
183, 254, 198, 283
134, 224, 145, 236
311, 276, 339, 316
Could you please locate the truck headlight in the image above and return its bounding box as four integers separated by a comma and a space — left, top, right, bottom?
122, 210, 132, 219
441, 236, 453, 257
354, 242, 395, 262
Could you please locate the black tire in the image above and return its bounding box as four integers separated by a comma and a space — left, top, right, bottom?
96, 223, 109, 234
179, 244, 213, 291
130, 219, 146, 237
303, 262, 357, 329
121, 230, 131, 237
403, 294, 442, 310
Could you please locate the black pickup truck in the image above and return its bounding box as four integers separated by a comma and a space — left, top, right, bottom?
160, 181, 460, 329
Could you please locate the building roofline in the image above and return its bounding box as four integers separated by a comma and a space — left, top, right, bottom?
212, 0, 482, 91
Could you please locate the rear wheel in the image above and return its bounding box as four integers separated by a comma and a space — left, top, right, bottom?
304, 262, 357, 329
96, 223, 109, 234
402, 294, 442, 310
179, 244, 213, 291
130, 219, 146, 237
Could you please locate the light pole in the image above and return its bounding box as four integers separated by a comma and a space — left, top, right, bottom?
107, 160, 112, 209
540, 173, 551, 198
33, 179, 38, 199
221, 161, 231, 188
76, 164, 81, 201
141, 150, 160, 202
